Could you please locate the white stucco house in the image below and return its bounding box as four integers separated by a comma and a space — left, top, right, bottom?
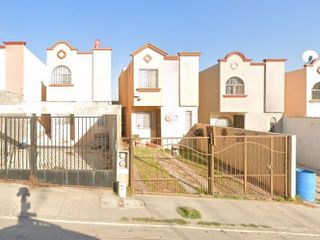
119, 43, 200, 138
44, 40, 112, 102
199, 52, 286, 132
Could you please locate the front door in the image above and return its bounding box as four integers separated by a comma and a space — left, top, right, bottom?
233, 115, 245, 129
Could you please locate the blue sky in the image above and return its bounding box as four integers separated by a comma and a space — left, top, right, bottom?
0, 0, 318, 100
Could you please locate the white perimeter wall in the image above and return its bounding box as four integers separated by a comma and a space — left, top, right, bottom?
0, 48, 5, 90
24, 47, 46, 102
282, 117, 320, 170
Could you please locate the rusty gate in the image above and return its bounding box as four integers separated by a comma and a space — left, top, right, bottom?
0, 115, 117, 187
128, 132, 290, 198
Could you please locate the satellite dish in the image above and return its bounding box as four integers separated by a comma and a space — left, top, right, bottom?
302, 50, 318, 64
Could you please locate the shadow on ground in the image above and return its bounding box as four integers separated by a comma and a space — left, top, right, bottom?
0, 187, 99, 240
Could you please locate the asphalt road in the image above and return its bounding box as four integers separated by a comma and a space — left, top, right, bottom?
0, 216, 319, 240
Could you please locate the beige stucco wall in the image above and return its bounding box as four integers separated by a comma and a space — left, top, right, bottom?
0, 48, 5, 90
132, 48, 164, 106
306, 62, 320, 117
265, 61, 285, 113
46, 42, 112, 102
179, 56, 199, 106
92, 49, 112, 101
199, 64, 220, 123
199, 52, 285, 132
219, 55, 264, 113
5, 43, 24, 96
285, 68, 306, 117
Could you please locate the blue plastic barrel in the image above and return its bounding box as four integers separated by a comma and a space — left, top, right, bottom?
296, 168, 316, 202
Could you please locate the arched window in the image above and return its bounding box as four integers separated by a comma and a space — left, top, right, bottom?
226, 77, 245, 95
51, 65, 72, 84
312, 82, 320, 100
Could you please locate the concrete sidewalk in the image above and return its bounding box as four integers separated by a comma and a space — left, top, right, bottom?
0, 182, 319, 234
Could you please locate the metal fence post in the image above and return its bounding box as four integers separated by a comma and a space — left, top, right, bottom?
207, 129, 214, 195
270, 137, 274, 198
285, 136, 288, 197
4, 117, 8, 179
244, 136, 247, 195
129, 137, 134, 194
29, 114, 37, 184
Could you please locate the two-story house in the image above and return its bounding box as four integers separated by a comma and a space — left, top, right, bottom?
199, 52, 286, 132
43, 40, 112, 102
119, 43, 200, 138
285, 58, 320, 117
0, 41, 46, 103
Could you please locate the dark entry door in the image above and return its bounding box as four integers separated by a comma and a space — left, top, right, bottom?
233, 115, 245, 129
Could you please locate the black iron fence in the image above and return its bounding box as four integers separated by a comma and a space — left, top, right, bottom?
0, 115, 117, 187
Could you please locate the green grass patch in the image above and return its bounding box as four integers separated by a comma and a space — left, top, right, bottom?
198, 221, 270, 229
177, 206, 201, 219
198, 221, 223, 226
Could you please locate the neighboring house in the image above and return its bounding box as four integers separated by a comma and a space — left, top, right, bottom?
199, 52, 286, 132
44, 40, 112, 102
0, 41, 46, 102
119, 43, 200, 138
285, 58, 320, 117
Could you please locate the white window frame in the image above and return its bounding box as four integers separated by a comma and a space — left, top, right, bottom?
225, 77, 245, 95
136, 112, 152, 129
312, 82, 320, 100
139, 69, 159, 88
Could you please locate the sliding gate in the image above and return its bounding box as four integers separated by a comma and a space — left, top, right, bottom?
0, 115, 116, 187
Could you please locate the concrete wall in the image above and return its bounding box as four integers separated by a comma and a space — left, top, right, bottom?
23, 47, 46, 102
179, 55, 199, 106
282, 117, 320, 170
0, 47, 5, 90
265, 60, 285, 113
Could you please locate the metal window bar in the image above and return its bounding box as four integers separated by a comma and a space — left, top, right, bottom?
51, 65, 72, 84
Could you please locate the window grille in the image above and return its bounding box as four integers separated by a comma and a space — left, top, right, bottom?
51, 65, 72, 84
226, 77, 245, 95
136, 112, 151, 129
312, 82, 320, 100
139, 69, 158, 88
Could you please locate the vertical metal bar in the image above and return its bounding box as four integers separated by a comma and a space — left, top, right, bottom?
285, 136, 288, 197
244, 136, 247, 195
271, 137, 274, 198
4, 117, 8, 179
129, 137, 134, 194
29, 114, 37, 184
